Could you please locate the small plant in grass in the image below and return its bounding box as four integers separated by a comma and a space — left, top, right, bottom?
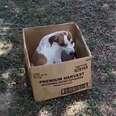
87, 87, 104, 101
87, 99, 102, 116
0, 78, 7, 93
107, 72, 116, 83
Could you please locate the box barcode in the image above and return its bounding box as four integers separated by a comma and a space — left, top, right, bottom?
61, 82, 88, 95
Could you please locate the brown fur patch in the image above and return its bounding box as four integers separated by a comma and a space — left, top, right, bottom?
31, 51, 47, 66
67, 31, 72, 41
48, 32, 72, 46
63, 32, 67, 35
57, 34, 65, 45
49, 34, 65, 46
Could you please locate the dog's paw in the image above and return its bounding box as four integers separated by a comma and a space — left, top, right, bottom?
53, 59, 62, 64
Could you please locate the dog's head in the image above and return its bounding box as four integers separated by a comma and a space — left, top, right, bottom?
48, 31, 75, 55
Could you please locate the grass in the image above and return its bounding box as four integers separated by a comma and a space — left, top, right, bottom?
0, 0, 116, 116
0, 78, 7, 93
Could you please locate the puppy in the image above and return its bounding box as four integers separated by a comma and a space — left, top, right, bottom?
32, 31, 75, 66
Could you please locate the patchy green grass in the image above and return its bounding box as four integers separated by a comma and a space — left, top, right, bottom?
0, 78, 7, 93
0, 0, 116, 116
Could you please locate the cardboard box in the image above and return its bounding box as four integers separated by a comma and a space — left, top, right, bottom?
23, 22, 92, 101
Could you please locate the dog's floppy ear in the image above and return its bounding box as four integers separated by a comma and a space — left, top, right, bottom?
67, 31, 72, 41
49, 35, 57, 46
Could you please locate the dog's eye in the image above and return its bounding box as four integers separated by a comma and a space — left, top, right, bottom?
67, 36, 70, 40
71, 41, 74, 44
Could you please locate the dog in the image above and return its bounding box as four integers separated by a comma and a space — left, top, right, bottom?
32, 31, 75, 66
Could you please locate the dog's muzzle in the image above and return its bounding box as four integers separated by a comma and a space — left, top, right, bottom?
69, 51, 75, 56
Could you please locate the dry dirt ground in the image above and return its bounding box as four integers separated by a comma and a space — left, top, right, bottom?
0, 0, 116, 116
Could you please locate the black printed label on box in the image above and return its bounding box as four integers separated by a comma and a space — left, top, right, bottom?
74, 64, 88, 72
61, 82, 88, 95
39, 72, 85, 87
33, 73, 47, 79
33, 63, 89, 87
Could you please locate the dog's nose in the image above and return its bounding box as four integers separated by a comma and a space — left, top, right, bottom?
69, 52, 74, 56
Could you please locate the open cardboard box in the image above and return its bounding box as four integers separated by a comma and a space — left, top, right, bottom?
23, 22, 92, 101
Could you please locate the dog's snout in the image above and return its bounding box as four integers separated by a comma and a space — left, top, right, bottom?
69, 52, 74, 56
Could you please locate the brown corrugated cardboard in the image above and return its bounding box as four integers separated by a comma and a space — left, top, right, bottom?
23, 22, 92, 101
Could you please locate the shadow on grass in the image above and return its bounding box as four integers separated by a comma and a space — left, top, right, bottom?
8, 70, 104, 116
